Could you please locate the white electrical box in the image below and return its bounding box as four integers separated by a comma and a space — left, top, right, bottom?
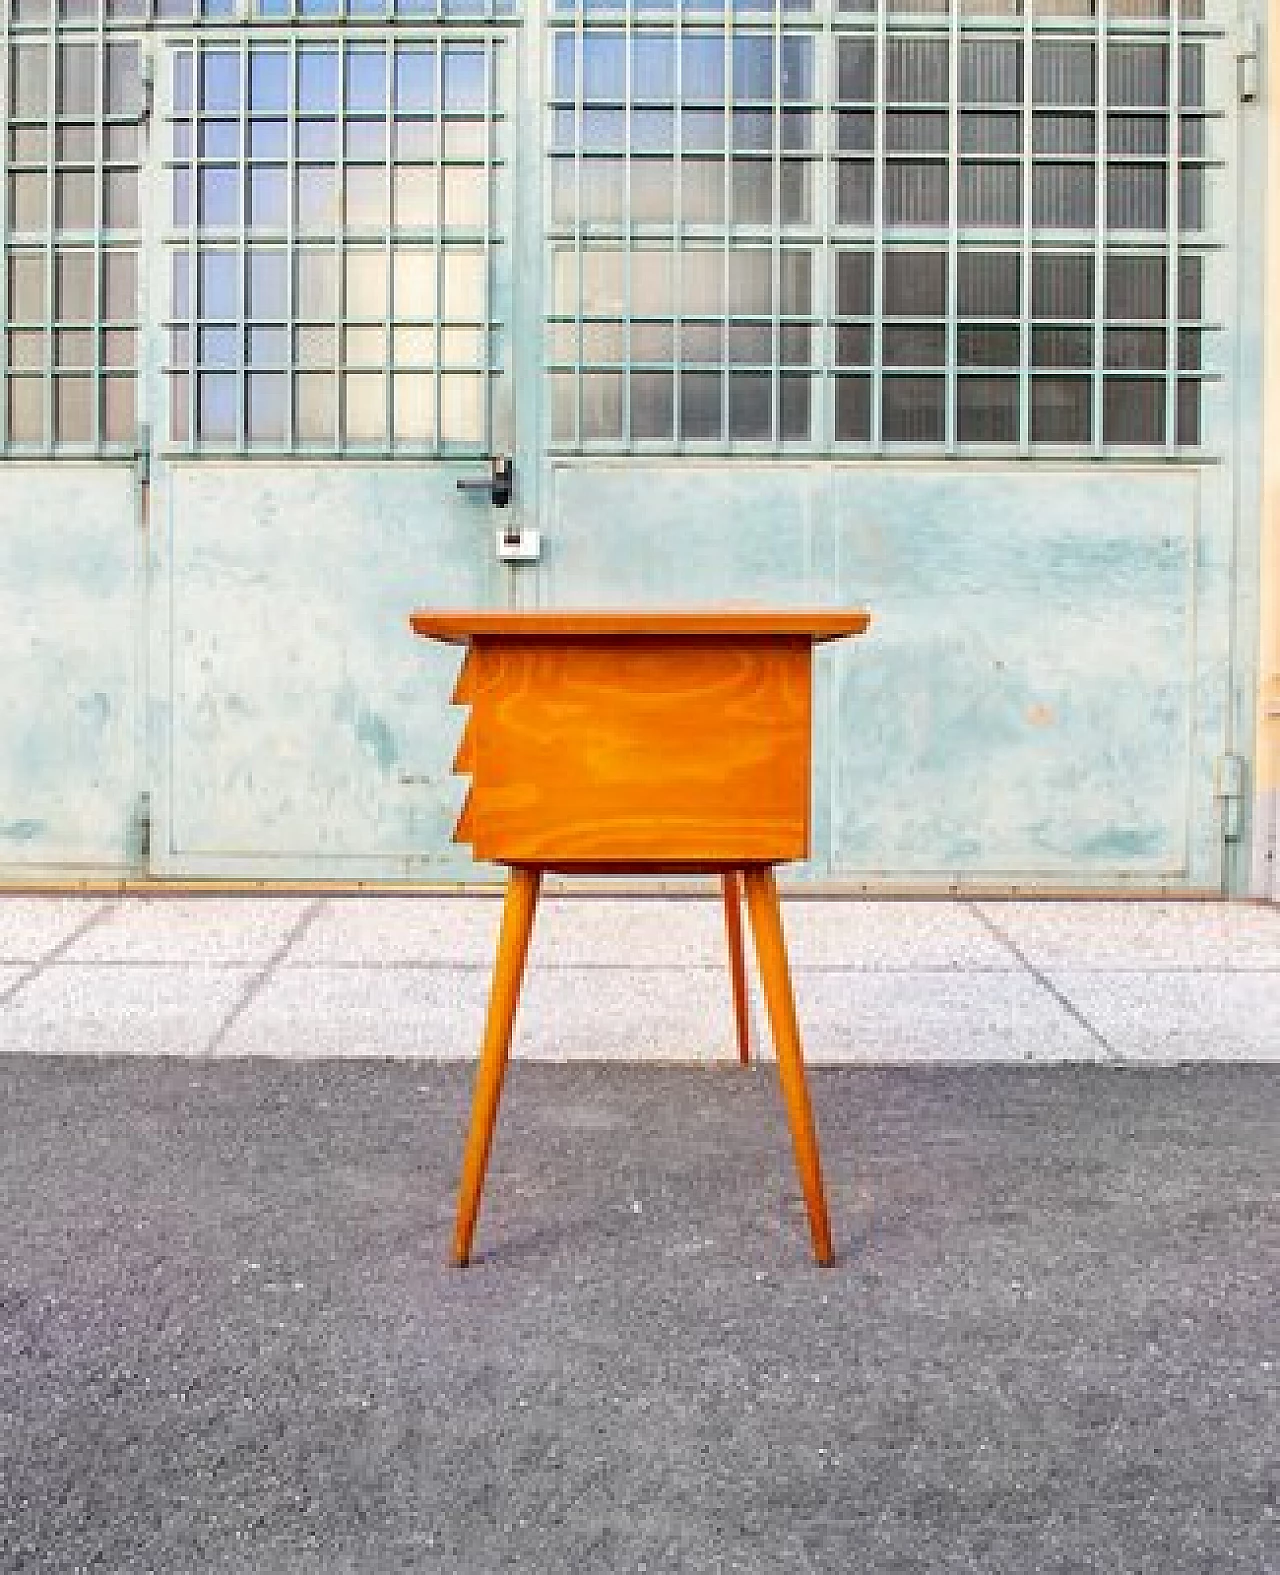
496, 527, 541, 564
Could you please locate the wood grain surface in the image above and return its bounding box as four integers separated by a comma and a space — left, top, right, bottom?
412, 609, 870, 645
452, 637, 812, 865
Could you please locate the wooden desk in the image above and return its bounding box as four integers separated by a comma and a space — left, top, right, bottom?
409, 609, 871, 1266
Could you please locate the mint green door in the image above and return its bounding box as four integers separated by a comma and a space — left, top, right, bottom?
147, 21, 521, 878
526, 0, 1252, 891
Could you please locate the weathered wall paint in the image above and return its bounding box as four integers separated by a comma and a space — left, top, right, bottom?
0, 466, 139, 873
545, 463, 1221, 889
151, 463, 494, 881
0, 6, 1262, 895
1253, 9, 1280, 902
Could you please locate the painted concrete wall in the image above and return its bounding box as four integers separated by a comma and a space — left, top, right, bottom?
1254, 9, 1280, 901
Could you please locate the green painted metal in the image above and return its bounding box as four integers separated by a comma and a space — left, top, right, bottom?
0, 464, 141, 872
0, 0, 1264, 891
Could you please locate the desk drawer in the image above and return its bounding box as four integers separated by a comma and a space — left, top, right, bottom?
453, 636, 811, 865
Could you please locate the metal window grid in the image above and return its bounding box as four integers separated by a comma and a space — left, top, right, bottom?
543, 0, 1222, 458
163, 26, 507, 455
2, 1, 144, 454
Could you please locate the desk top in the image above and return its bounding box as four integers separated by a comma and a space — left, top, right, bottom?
410, 609, 871, 644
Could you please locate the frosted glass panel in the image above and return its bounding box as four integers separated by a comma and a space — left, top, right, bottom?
162, 34, 503, 452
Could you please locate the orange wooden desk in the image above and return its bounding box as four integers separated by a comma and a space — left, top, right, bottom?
408, 609, 871, 1266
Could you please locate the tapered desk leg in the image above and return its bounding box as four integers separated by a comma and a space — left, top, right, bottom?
452, 865, 542, 1267
722, 871, 751, 1066
741, 866, 834, 1266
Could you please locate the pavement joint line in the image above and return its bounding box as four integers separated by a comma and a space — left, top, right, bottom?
0, 898, 118, 1009
202, 897, 326, 1056
966, 899, 1121, 1062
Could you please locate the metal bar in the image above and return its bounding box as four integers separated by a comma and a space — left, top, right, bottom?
871, 0, 884, 449
0, 0, 9, 452
1166, 0, 1180, 452
946, 0, 959, 453
1019, 0, 1033, 454
1093, 0, 1107, 455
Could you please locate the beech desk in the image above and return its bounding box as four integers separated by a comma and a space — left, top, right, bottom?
408, 609, 871, 1266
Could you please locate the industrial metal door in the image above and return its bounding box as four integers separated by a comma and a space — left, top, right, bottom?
529, 0, 1256, 891
148, 16, 521, 878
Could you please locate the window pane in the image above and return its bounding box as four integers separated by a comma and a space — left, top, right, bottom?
440, 372, 485, 441
249, 51, 289, 112
393, 372, 435, 442
1106, 253, 1166, 318
105, 43, 142, 118
197, 372, 238, 440
887, 38, 948, 104
1034, 42, 1094, 107
959, 325, 1020, 366
884, 250, 947, 316
728, 371, 771, 439
102, 375, 136, 443
835, 375, 870, 441
883, 375, 944, 441
1033, 253, 1093, 319
395, 48, 436, 114
56, 251, 95, 321
443, 49, 486, 113
345, 252, 389, 319
1104, 377, 1164, 443
960, 40, 1022, 105
631, 370, 673, 441
298, 48, 339, 115
12, 45, 50, 118
837, 251, 873, 316
344, 371, 386, 442
8, 379, 46, 444
201, 52, 240, 115
886, 162, 948, 225
1031, 376, 1091, 442
346, 48, 387, 114
55, 376, 93, 441
633, 35, 675, 99
958, 252, 1020, 316
295, 372, 335, 442
957, 377, 1018, 441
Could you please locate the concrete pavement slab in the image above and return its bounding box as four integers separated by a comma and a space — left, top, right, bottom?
0, 965, 256, 1055
215, 964, 491, 1059
59, 897, 315, 965
781, 969, 1103, 1063
772, 897, 1011, 970
1, 1059, 1274, 1574
0, 897, 111, 962
977, 899, 1280, 970
1044, 971, 1280, 1062
529, 894, 738, 968
221, 962, 747, 1061
292, 895, 502, 966
298, 894, 738, 968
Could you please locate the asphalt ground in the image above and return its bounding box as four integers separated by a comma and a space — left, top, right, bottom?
2, 1057, 1276, 1574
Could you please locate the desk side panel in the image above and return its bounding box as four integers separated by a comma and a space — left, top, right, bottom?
457, 639, 811, 864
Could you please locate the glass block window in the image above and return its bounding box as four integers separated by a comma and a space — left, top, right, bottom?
165, 35, 507, 452
2, 16, 143, 452
547, 0, 1221, 454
